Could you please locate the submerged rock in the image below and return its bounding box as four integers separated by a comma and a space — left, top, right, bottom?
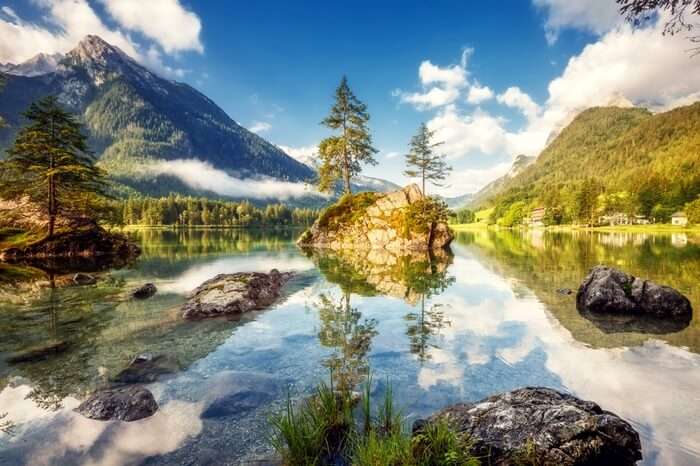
297, 184, 453, 252
72, 272, 97, 285
112, 352, 180, 384
132, 283, 157, 299
6, 340, 69, 364
200, 370, 285, 419
577, 265, 692, 320
75, 386, 158, 421
416, 387, 642, 466
182, 269, 294, 320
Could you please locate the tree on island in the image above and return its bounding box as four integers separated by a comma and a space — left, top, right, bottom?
0, 96, 108, 238
404, 123, 452, 196
317, 76, 377, 195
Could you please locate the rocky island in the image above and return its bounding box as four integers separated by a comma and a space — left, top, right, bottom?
297, 184, 454, 252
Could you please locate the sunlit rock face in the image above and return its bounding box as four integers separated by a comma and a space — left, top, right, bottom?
298, 184, 454, 252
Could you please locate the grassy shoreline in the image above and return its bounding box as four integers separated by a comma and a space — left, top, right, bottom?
449, 223, 700, 234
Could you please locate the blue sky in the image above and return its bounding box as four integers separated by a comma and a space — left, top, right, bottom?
2, 1, 700, 196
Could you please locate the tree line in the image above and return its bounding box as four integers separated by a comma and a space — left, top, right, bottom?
107, 195, 319, 227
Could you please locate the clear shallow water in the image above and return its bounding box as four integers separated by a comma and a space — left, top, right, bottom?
0, 228, 699, 465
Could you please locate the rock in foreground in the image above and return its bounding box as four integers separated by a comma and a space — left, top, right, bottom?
577, 265, 692, 320
417, 387, 642, 466
132, 283, 157, 299
182, 269, 294, 320
75, 386, 158, 421
297, 184, 453, 252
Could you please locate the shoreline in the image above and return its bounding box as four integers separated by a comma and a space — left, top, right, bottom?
449, 223, 700, 234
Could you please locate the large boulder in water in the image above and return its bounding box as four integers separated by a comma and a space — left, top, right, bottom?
75, 386, 158, 421
182, 269, 294, 319
577, 265, 692, 320
297, 184, 453, 252
415, 387, 642, 466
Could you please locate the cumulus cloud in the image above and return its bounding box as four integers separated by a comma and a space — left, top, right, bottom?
99, 0, 203, 53
438, 162, 513, 197
533, 0, 622, 44
0, 0, 200, 78
249, 121, 272, 134
427, 105, 509, 159
497, 87, 541, 121
149, 158, 324, 200
467, 83, 494, 104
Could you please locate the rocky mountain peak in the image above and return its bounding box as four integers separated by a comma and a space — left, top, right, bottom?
63, 35, 150, 86
0, 52, 64, 77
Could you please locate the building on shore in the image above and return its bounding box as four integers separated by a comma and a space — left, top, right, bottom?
671, 211, 688, 226
528, 207, 546, 227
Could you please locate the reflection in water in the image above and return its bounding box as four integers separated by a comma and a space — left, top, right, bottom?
316, 292, 378, 391
0, 228, 699, 465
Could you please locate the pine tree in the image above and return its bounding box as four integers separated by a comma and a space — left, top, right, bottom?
317, 76, 377, 194
404, 123, 452, 195
0, 96, 108, 238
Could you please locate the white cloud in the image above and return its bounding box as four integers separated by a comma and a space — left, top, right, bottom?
384, 151, 401, 160
426, 105, 509, 159
0, 0, 196, 78
533, 0, 622, 44
99, 0, 203, 54
396, 50, 471, 110
467, 83, 494, 104
438, 162, 513, 197
249, 121, 272, 134
497, 86, 541, 121
149, 158, 325, 200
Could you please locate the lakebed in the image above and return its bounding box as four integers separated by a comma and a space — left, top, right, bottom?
0, 228, 698, 465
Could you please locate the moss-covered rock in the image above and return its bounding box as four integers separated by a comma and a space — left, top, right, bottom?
298, 184, 453, 251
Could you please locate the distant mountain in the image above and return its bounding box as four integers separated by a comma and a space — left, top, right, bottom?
0, 52, 64, 77
470, 154, 536, 207
478, 102, 700, 219
441, 193, 474, 210
0, 35, 315, 200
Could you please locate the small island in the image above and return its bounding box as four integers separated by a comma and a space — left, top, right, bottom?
298, 184, 454, 252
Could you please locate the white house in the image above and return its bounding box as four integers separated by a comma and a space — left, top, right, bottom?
671, 211, 688, 226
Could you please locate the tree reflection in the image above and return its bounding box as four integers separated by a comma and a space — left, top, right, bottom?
316, 292, 378, 392
405, 296, 450, 363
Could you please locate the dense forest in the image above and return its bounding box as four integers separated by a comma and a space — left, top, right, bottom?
482, 103, 700, 226
106, 195, 319, 227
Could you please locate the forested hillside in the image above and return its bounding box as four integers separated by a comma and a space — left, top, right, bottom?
482, 102, 700, 225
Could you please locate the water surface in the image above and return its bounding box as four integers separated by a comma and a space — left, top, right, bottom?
1, 228, 699, 465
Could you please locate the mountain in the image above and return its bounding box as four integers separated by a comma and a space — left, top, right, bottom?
470, 154, 536, 207
479, 102, 700, 222
0, 35, 315, 200
0, 52, 64, 77
441, 193, 474, 210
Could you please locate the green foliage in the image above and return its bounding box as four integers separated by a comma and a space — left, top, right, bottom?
497, 201, 527, 227
450, 208, 475, 224
0, 96, 108, 236
105, 194, 318, 227
406, 198, 450, 235
318, 76, 378, 194
685, 196, 700, 223
412, 420, 479, 466
482, 104, 700, 225
404, 123, 451, 195
316, 192, 379, 231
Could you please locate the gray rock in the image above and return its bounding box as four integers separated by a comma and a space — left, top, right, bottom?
182, 269, 294, 320
75, 386, 158, 421
112, 352, 180, 384
132, 283, 157, 299
415, 387, 642, 466
577, 265, 692, 320
556, 288, 573, 295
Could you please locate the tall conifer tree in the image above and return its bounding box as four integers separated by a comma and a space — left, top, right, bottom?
1, 96, 107, 237
404, 123, 452, 195
317, 76, 377, 195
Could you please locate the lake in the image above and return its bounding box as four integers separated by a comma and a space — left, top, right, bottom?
1, 228, 699, 466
